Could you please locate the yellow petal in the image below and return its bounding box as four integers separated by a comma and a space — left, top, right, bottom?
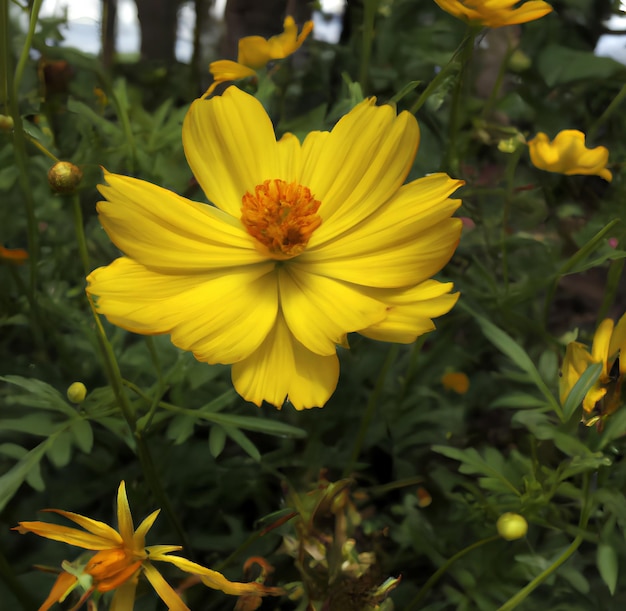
116, 482, 135, 550
559, 341, 594, 404
231, 313, 339, 409
300, 216, 462, 288
301, 101, 420, 245
359, 280, 460, 343
133, 509, 160, 550
38, 572, 78, 611
609, 312, 626, 375
142, 563, 190, 611
277, 132, 302, 182
156, 555, 283, 597
96, 172, 264, 272
87, 258, 278, 364
205, 60, 257, 96
592, 318, 615, 378
183, 87, 281, 217
109, 578, 138, 611
145, 544, 183, 557
434, 0, 552, 27
15, 519, 120, 550
279, 266, 387, 355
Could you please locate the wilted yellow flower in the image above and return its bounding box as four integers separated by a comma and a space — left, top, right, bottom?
441, 371, 470, 394
205, 16, 313, 96
560, 313, 626, 425
86, 87, 463, 410
14, 481, 282, 611
527, 130, 612, 181
433, 0, 552, 27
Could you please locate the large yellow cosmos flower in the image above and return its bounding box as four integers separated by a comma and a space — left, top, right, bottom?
86, 87, 463, 410
14, 482, 282, 611
433, 0, 552, 27
560, 313, 626, 425
206, 16, 313, 96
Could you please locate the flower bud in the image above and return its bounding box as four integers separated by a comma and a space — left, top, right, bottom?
0, 114, 14, 131
497, 512, 528, 540
48, 161, 83, 194
67, 382, 87, 403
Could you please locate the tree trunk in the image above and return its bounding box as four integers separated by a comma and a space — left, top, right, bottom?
135, 0, 179, 63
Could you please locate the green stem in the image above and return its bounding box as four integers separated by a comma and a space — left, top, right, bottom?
500, 145, 524, 291
496, 474, 592, 611
406, 535, 500, 610
71, 206, 192, 555
0, 0, 8, 112
588, 83, 626, 141
13, 0, 43, 94
359, 0, 379, 94
480, 38, 514, 120
343, 344, 399, 478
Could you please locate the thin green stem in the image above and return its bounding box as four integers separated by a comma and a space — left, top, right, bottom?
343, 344, 399, 478
0, 0, 9, 112
359, 0, 378, 94
588, 83, 626, 141
71, 194, 91, 276
480, 38, 514, 120
406, 535, 500, 610
496, 474, 592, 611
13, 0, 43, 94
500, 145, 524, 291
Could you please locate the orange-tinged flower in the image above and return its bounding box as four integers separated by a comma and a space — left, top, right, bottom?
14, 482, 282, 611
433, 0, 552, 27
0, 244, 28, 264
86, 87, 463, 410
441, 371, 470, 394
527, 130, 612, 181
205, 16, 313, 95
560, 313, 626, 425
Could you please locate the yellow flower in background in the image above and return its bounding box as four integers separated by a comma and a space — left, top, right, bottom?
441, 371, 470, 394
0, 244, 28, 264
87, 87, 463, 410
527, 130, 612, 181
205, 16, 313, 96
560, 313, 626, 425
433, 0, 552, 27
14, 482, 282, 611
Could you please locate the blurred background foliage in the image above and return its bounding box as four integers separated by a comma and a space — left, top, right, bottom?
2, 0, 626, 609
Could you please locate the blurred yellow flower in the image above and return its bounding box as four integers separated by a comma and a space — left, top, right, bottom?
560, 313, 626, 425
527, 130, 612, 181
441, 371, 470, 394
205, 16, 313, 96
0, 244, 28, 264
87, 87, 463, 410
433, 0, 552, 27
14, 481, 282, 611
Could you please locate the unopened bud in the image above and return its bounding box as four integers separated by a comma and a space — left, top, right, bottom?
0, 115, 14, 131
48, 161, 83, 194
67, 382, 87, 403
497, 512, 528, 540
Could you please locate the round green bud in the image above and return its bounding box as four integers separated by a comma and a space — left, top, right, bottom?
48, 161, 83, 194
67, 382, 87, 404
497, 512, 528, 540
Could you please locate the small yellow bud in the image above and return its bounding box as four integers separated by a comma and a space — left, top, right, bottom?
67, 382, 87, 403
508, 49, 531, 72
48, 161, 83, 194
0, 115, 14, 131
497, 512, 528, 540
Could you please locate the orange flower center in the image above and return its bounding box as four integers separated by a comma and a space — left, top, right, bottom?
85, 548, 142, 592
241, 179, 322, 258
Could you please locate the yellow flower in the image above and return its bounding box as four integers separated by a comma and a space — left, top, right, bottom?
14, 481, 282, 611
86, 87, 463, 410
206, 16, 313, 96
560, 313, 626, 424
527, 130, 612, 181
433, 0, 552, 27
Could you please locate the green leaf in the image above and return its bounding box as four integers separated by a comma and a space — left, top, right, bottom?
0, 442, 49, 512
208, 425, 226, 458
1, 375, 75, 415
597, 543, 618, 595
222, 425, 260, 462
562, 362, 603, 421
202, 413, 307, 439
70, 418, 94, 453
538, 45, 625, 87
